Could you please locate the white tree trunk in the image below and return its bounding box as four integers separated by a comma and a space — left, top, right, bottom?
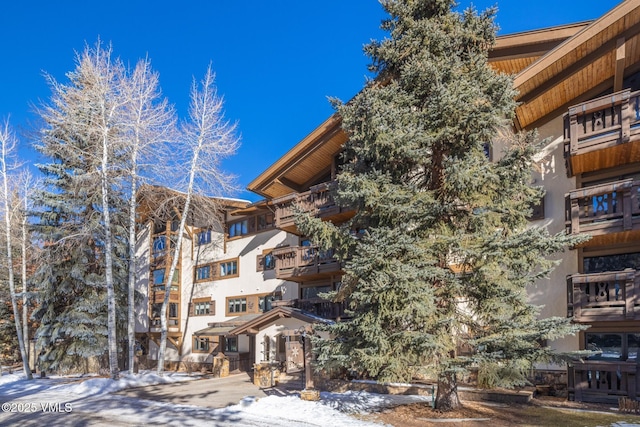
101, 123, 119, 380
127, 153, 138, 375
21, 193, 29, 364
157, 149, 198, 375
0, 123, 32, 379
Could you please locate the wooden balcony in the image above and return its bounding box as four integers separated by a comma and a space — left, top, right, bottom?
273, 298, 346, 320
564, 89, 640, 176
565, 179, 640, 247
273, 246, 341, 282
273, 181, 355, 234
568, 361, 639, 403
567, 270, 640, 322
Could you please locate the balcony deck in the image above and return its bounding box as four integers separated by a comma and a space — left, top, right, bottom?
272, 298, 345, 320
565, 179, 640, 247
273, 182, 355, 234
273, 246, 341, 282
564, 89, 640, 176
567, 269, 640, 322
568, 360, 639, 404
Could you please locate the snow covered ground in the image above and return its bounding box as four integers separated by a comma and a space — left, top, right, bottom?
0, 370, 430, 426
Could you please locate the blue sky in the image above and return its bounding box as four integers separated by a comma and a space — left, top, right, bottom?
0, 1, 622, 201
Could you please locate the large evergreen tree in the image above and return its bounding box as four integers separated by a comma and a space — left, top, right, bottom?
297, 0, 585, 410
31, 44, 128, 373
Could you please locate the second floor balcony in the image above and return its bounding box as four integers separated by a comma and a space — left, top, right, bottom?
272, 298, 346, 321
272, 245, 341, 282
273, 181, 355, 234
567, 269, 640, 322
565, 179, 640, 247
564, 89, 640, 176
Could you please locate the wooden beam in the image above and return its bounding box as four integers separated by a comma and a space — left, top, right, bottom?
615, 37, 626, 93
515, 1, 640, 88
520, 59, 640, 131
275, 177, 304, 193
167, 336, 182, 351
517, 34, 620, 104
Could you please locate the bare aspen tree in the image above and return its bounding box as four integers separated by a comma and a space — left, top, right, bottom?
0, 120, 33, 379
82, 44, 127, 380
17, 170, 38, 364
156, 65, 238, 374
122, 58, 176, 374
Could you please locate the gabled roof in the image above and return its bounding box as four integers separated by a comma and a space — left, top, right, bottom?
248, 1, 639, 199
512, 0, 640, 129
229, 306, 333, 336
247, 114, 346, 199
489, 21, 590, 75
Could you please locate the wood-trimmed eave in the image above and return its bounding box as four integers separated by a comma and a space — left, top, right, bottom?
247, 114, 345, 200
137, 184, 250, 224
512, 0, 640, 130
489, 21, 590, 75
228, 306, 331, 336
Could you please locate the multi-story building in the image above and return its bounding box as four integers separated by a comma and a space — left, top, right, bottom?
247, 1, 640, 403
136, 1, 640, 402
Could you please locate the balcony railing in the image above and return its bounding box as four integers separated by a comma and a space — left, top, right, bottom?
567, 269, 640, 321
273, 181, 353, 232
273, 246, 341, 281
273, 298, 346, 320
565, 179, 640, 239
568, 361, 639, 403
564, 89, 640, 176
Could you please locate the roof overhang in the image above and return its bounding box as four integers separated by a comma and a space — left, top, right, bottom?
194, 313, 264, 336
137, 184, 249, 226
512, 0, 640, 130
247, 114, 346, 199
489, 21, 590, 75
229, 306, 333, 336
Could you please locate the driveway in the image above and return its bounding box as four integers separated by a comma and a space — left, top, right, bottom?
115, 373, 271, 409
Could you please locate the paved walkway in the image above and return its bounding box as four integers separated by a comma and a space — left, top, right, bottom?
115, 373, 274, 408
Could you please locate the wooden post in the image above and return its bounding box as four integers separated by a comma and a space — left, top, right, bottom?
623, 189, 633, 231
304, 334, 314, 390
569, 109, 579, 155
570, 197, 580, 234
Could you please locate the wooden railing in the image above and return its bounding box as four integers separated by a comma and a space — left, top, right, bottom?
273, 246, 341, 280
567, 270, 640, 321
564, 89, 640, 161
273, 298, 346, 320
565, 179, 640, 237
568, 361, 639, 403
273, 182, 345, 230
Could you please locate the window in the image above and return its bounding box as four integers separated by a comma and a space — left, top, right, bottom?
152, 236, 166, 254
153, 269, 165, 285
584, 252, 640, 274
196, 265, 211, 281
586, 333, 640, 360
195, 301, 210, 315
224, 337, 238, 353
302, 285, 332, 300
220, 260, 238, 277
193, 337, 210, 352
257, 213, 274, 231
227, 212, 275, 239
189, 298, 214, 316
259, 295, 276, 312
228, 220, 248, 238
196, 229, 211, 246
257, 250, 275, 272
151, 303, 162, 319
152, 269, 179, 291
228, 297, 247, 314
169, 303, 178, 318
